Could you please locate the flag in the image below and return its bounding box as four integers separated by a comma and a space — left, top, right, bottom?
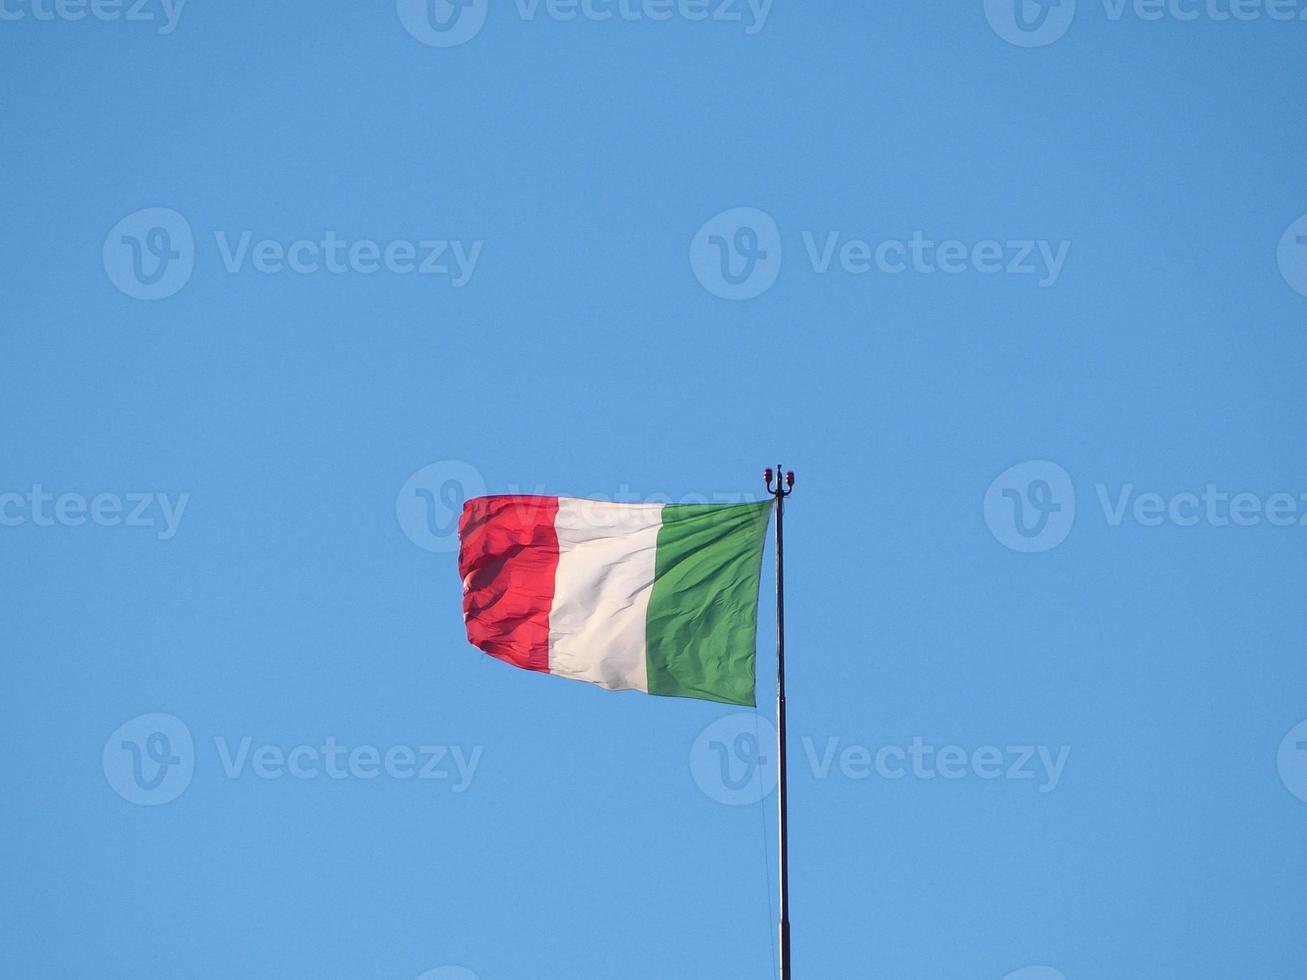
457, 496, 772, 705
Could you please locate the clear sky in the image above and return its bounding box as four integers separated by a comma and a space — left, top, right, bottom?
3, 2, 1306, 978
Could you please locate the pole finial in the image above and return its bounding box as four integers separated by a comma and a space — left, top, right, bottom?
764, 464, 795, 498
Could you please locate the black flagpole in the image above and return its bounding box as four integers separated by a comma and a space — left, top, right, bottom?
765, 464, 795, 980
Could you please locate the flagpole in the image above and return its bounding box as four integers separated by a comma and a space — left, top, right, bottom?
765, 465, 794, 980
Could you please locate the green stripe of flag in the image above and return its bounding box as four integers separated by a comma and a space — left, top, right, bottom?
644, 500, 773, 705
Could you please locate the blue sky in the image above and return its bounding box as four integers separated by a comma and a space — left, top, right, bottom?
3, 2, 1306, 978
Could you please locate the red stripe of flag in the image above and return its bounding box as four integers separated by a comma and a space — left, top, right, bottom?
457, 495, 559, 673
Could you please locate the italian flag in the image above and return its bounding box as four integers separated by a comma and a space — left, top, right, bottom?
457, 496, 773, 705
